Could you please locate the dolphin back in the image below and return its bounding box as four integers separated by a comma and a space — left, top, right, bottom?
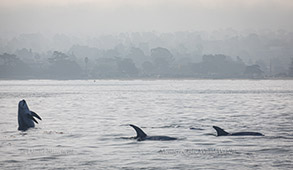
146, 136, 177, 140
129, 124, 177, 141
213, 126, 264, 136
231, 132, 264, 136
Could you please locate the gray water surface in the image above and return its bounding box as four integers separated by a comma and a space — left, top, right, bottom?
0, 80, 292, 169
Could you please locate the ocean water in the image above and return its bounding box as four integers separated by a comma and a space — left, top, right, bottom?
0, 80, 292, 170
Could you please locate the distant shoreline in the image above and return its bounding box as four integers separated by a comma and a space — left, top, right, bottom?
1, 77, 293, 81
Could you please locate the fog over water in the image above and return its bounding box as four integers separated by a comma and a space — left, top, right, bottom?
1, 1, 293, 169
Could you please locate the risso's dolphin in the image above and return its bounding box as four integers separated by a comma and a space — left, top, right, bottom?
213, 126, 264, 136
129, 124, 177, 141
18, 100, 42, 131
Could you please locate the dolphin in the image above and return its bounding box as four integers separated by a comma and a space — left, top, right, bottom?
213, 126, 264, 136
129, 124, 177, 141
18, 100, 42, 131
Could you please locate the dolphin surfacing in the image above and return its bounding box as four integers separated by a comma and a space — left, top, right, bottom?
129, 124, 177, 141
18, 100, 42, 131
213, 126, 264, 136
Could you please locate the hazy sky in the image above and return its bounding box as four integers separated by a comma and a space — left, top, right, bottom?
0, 0, 292, 37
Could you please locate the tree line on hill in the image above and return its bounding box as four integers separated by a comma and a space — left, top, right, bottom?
1, 47, 292, 79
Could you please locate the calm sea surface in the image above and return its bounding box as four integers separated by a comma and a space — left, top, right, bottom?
0, 80, 292, 169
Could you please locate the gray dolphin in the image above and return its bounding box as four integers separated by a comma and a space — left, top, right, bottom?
213, 126, 264, 136
18, 100, 42, 131
129, 124, 177, 141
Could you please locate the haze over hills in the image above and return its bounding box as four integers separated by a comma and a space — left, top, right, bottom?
0, 0, 293, 79
0, 30, 293, 79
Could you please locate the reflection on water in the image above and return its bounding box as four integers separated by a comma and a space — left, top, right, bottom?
0, 80, 292, 169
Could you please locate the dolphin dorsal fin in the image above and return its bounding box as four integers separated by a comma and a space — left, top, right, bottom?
213, 126, 229, 136
129, 124, 147, 139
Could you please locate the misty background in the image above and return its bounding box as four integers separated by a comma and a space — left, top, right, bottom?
0, 0, 293, 79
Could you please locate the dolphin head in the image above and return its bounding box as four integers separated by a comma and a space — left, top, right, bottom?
18, 100, 41, 131
18, 99, 29, 111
